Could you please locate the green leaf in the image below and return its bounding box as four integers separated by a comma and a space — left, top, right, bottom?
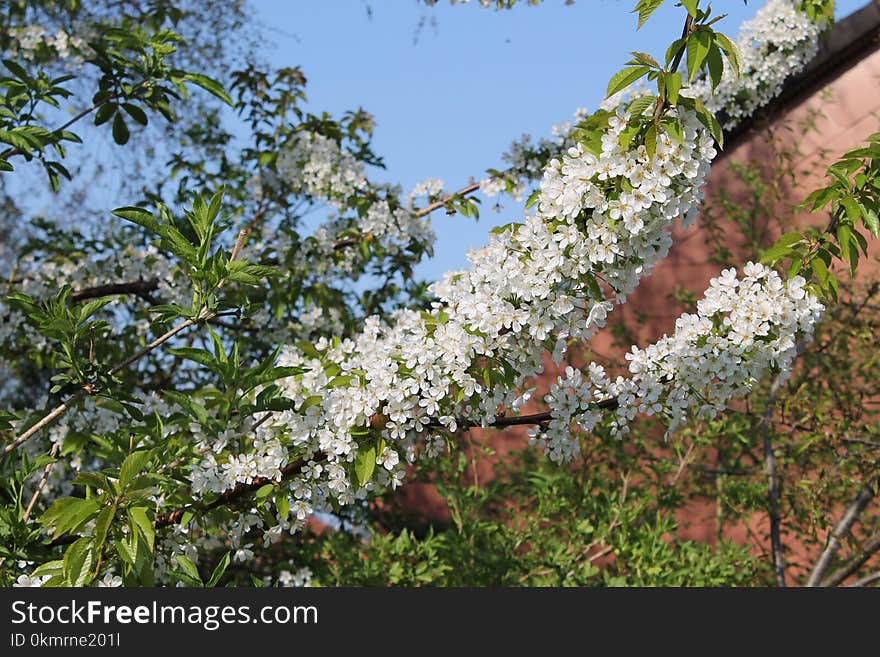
525, 189, 540, 210
760, 231, 804, 265
112, 112, 129, 145
354, 445, 377, 487
182, 73, 232, 105
174, 554, 203, 586
836, 223, 852, 261
71, 472, 111, 492
811, 256, 830, 287
686, 30, 712, 83
30, 560, 64, 580
300, 394, 324, 411
629, 51, 659, 68
254, 483, 274, 502
840, 195, 862, 225
681, 0, 699, 17
63, 537, 94, 587
715, 32, 741, 78
2, 59, 32, 83
584, 273, 603, 301
128, 507, 155, 552
695, 104, 724, 149
627, 94, 656, 118
706, 44, 724, 91
665, 118, 685, 145
113, 206, 161, 234
276, 495, 290, 521
664, 72, 682, 105
40, 497, 100, 538
606, 66, 650, 99
93, 102, 116, 126
92, 505, 115, 552
166, 347, 226, 377
632, 0, 665, 29
120, 450, 151, 487
644, 124, 658, 161
206, 552, 231, 587
801, 186, 836, 213
863, 206, 879, 238
122, 103, 148, 126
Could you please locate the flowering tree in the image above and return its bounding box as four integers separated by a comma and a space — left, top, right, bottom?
1, 0, 878, 587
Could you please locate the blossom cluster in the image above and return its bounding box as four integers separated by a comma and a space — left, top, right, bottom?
530, 264, 824, 462
5, 24, 91, 64
275, 130, 436, 259
690, 0, 824, 130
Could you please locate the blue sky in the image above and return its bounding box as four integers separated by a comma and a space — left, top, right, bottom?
251, 0, 868, 282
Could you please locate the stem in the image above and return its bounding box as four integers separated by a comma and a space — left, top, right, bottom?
428, 396, 619, 430
9, 206, 283, 480
763, 430, 786, 586
848, 571, 880, 588
761, 373, 787, 587
653, 14, 694, 123
415, 182, 481, 218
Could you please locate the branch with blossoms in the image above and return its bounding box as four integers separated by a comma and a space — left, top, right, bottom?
11, 0, 880, 589
184, 1, 822, 534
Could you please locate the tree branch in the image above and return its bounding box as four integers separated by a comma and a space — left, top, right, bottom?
848, 570, 880, 587
806, 474, 880, 586
71, 277, 159, 303
414, 181, 481, 218
152, 398, 623, 528
4, 207, 260, 456
427, 397, 619, 430
820, 530, 880, 588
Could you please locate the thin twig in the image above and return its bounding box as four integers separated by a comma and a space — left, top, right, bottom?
820, 530, 880, 588
3, 313, 210, 455
1, 201, 263, 455
331, 182, 481, 250
430, 397, 619, 431
840, 437, 880, 450
847, 570, 880, 587
1, 92, 120, 160
806, 474, 880, 586
154, 456, 310, 528
22, 442, 60, 522
414, 182, 481, 218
